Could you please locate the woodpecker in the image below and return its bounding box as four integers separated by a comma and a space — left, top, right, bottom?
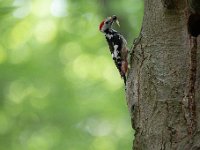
99, 15, 128, 86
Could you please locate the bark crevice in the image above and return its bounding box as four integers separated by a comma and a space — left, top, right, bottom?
188, 37, 197, 134
182, 37, 197, 135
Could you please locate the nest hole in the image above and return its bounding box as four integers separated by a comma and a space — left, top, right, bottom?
188, 13, 200, 37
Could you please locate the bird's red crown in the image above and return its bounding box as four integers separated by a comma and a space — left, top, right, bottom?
99, 20, 105, 31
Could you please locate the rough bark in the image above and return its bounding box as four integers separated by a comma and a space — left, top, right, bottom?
126, 0, 200, 149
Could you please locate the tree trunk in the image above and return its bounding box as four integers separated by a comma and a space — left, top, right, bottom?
126, 0, 200, 149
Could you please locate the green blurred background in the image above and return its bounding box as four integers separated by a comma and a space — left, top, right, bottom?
0, 0, 143, 150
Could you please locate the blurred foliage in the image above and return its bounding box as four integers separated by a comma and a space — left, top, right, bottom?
0, 0, 143, 150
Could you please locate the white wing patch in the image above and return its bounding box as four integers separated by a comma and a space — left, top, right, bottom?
106, 34, 113, 39
114, 45, 118, 51
113, 45, 119, 58
111, 53, 114, 58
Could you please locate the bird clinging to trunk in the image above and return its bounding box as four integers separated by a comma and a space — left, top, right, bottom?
99, 15, 129, 86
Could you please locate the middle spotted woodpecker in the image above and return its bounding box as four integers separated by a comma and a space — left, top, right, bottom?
99, 15, 128, 86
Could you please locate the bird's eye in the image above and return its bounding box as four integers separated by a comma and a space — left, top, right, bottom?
105, 21, 109, 24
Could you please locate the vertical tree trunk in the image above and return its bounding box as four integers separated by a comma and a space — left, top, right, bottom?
126, 0, 200, 149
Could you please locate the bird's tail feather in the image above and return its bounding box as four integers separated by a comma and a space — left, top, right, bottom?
122, 74, 126, 89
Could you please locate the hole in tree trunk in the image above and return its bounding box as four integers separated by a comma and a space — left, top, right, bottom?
161, 0, 175, 9
188, 13, 200, 37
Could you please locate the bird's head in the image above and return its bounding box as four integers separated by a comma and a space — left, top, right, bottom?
99, 15, 120, 33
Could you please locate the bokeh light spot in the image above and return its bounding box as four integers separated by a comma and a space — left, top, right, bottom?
50, 0, 68, 17
72, 54, 92, 79
7, 80, 33, 104
59, 42, 82, 64
32, 0, 51, 18
30, 86, 51, 110
13, 0, 31, 18
10, 21, 32, 49
9, 46, 31, 64
34, 20, 57, 43
85, 118, 112, 137
27, 126, 61, 150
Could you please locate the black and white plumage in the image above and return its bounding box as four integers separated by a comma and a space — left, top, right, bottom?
99, 15, 128, 85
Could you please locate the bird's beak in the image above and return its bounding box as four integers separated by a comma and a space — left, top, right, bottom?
116, 19, 120, 27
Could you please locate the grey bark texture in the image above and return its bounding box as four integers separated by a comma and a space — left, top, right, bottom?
126, 0, 200, 149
